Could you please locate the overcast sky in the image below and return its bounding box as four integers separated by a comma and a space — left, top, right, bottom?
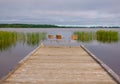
0, 0, 120, 25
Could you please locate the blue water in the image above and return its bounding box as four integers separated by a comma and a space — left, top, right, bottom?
0, 28, 120, 79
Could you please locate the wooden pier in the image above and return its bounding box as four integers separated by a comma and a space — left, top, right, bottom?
1, 46, 117, 84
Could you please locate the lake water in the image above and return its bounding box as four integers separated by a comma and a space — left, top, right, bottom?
0, 28, 120, 80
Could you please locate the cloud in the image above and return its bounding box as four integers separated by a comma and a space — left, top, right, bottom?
0, 0, 120, 25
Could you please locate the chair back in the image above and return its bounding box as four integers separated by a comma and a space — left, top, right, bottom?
48, 35, 54, 39
56, 35, 62, 39
71, 35, 78, 40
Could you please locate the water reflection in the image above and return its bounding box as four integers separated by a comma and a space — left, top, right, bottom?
74, 32, 95, 42
0, 28, 120, 79
74, 30, 119, 43
0, 30, 119, 51
96, 30, 119, 43
0, 31, 46, 51
0, 31, 17, 51
26, 32, 46, 46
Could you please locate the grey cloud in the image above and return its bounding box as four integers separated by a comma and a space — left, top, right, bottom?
0, 0, 120, 25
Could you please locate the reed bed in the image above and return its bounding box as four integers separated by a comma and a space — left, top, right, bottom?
74, 30, 119, 43
96, 30, 119, 43
26, 32, 46, 46
0, 31, 46, 51
74, 31, 94, 42
0, 31, 17, 51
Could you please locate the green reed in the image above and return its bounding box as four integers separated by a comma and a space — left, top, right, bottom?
16, 32, 26, 44
26, 32, 46, 46
96, 30, 119, 43
0, 31, 46, 51
0, 31, 17, 51
74, 30, 119, 43
74, 31, 94, 42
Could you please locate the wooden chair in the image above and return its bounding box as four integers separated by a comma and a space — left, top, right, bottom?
56, 35, 62, 39
71, 35, 78, 40
48, 35, 54, 39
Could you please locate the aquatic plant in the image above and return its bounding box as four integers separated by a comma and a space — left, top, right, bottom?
0, 31, 17, 51
26, 32, 46, 46
0, 31, 46, 51
74, 31, 94, 42
96, 30, 119, 43
74, 30, 119, 43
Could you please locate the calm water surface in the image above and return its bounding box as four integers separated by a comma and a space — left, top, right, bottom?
0, 28, 120, 79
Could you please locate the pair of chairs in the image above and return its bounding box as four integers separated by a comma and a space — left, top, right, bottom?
48, 35, 62, 40
48, 34, 78, 40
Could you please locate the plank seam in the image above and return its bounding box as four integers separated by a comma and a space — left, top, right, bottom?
81, 45, 120, 84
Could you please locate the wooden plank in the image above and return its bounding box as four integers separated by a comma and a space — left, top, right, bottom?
81, 45, 120, 83
1, 46, 117, 84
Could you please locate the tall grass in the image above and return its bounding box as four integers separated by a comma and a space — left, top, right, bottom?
17, 32, 26, 44
0, 31, 46, 51
74, 31, 94, 42
74, 30, 119, 43
96, 30, 119, 43
26, 32, 46, 46
0, 31, 17, 51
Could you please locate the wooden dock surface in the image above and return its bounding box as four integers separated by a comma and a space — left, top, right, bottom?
1, 46, 117, 84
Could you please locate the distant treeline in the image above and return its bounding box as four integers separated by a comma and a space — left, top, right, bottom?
0, 24, 59, 28
0, 24, 120, 28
